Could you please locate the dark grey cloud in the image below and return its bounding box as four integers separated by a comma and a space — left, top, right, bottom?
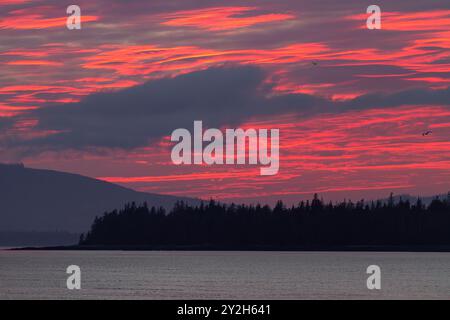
0, 118, 9, 130
21, 66, 328, 150
5, 65, 450, 153
0, 117, 13, 133
344, 86, 450, 110
0, 118, 13, 155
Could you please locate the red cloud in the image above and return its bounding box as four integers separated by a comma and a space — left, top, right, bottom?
6, 60, 62, 66
0, 6, 98, 29
161, 6, 295, 31
347, 10, 450, 31
94, 105, 450, 201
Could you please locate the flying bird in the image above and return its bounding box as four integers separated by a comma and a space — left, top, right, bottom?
311, 61, 318, 66
422, 130, 432, 136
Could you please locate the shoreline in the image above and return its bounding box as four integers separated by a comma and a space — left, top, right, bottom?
9, 244, 450, 252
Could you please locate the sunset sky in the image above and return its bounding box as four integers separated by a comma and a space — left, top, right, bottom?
1, 0, 450, 204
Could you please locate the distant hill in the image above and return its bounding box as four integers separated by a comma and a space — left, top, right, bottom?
0, 230, 79, 247
0, 163, 199, 233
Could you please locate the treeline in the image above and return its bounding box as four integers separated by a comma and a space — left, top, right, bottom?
79, 194, 450, 247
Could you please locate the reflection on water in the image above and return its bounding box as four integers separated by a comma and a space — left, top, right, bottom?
1, 250, 449, 299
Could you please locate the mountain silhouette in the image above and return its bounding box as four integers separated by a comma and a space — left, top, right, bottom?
0, 163, 199, 233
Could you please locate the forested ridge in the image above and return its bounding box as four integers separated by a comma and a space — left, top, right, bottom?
79, 193, 450, 247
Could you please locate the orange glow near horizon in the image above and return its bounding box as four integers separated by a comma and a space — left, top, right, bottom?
90, 105, 450, 201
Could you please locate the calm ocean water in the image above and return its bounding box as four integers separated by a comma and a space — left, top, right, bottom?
0, 250, 449, 299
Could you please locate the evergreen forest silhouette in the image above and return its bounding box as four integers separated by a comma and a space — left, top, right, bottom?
79, 194, 450, 248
